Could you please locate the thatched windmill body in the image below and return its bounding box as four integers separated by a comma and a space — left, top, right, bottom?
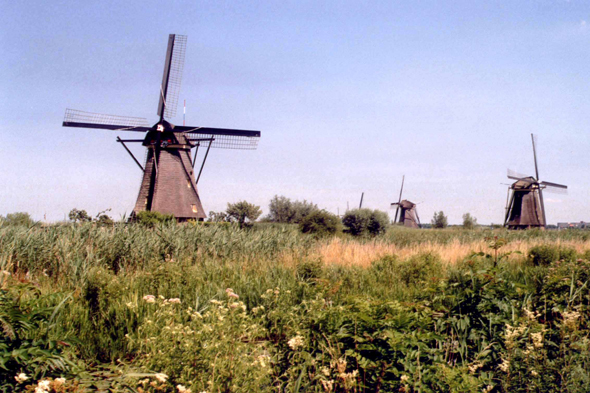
391, 176, 421, 228
504, 134, 567, 229
63, 34, 260, 221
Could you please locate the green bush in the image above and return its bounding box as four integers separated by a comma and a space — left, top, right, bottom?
528, 244, 578, 266
299, 210, 341, 237
398, 252, 442, 285
342, 209, 389, 236
528, 244, 559, 266
0, 212, 36, 227
134, 211, 175, 227
296, 258, 324, 281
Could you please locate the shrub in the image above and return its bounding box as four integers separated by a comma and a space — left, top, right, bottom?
398, 252, 442, 285
431, 211, 448, 228
528, 244, 560, 266
342, 209, 389, 236
68, 208, 91, 223
226, 201, 262, 228
0, 212, 36, 227
299, 210, 341, 237
296, 259, 324, 281
462, 213, 477, 229
265, 195, 319, 223
134, 211, 175, 227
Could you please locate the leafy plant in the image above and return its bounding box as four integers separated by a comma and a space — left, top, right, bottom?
299, 210, 341, 237
342, 209, 389, 236
226, 200, 262, 228
431, 211, 448, 228
134, 211, 175, 227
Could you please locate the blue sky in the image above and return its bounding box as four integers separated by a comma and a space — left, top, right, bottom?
1, 0, 588, 224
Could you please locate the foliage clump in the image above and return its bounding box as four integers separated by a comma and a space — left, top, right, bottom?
431, 210, 448, 228
134, 211, 175, 227
462, 212, 477, 229
265, 195, 319, 223
226, 200, 262, 228
0, 212, 36, 227
342, 208, 389, 236
528, 244, 577, 266
299, 210, 341, 237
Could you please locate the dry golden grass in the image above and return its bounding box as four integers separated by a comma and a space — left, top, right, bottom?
313, 237, 590, 267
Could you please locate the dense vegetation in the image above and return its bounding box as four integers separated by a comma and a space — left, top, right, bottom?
2, 221, 590, 392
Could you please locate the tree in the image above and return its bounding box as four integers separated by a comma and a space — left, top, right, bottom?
266, 195, 319, 223
208, 211, 229, 223
226, 201, 262, 228
299, 210, 342, 237
431, 211, 448, 229
342, 209, 389, 236
0, 212, 36, 226
462, 213, 477, 229
68, 208, 91, 223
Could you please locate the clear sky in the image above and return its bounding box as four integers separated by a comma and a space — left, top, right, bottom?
1, 0, 588, 224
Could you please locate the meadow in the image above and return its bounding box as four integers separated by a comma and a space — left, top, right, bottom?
2, 222, 590, 392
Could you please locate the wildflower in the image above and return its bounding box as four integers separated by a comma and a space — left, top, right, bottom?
54, 377, 66, 385
1, 270, 10, 276
562, 310, 581, 328
154, 373, 168, 383
531, 332, 543, 348
287, 335, 305, 350
35, 388, 48, 393
321, 379, 334, 392
400, 374, 409, 383
38, 380, 51, 390
143, 295, 156, 303
169, 298, 181, 304
531, 369, 538, 377
468, 361, 482, 374
177, 385, 192, 393
321, 366, 330, 376
482, 385, 494, 393
15, 373, 28, 383
226, 288, 239, 299
499, 358, 510, 373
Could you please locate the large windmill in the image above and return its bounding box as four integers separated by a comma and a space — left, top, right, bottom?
390, 176, 421, 228
504, 134, 567, 229
63, 34, 261, 221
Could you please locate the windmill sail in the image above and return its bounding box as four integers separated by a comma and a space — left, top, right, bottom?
157, 34, 187, 120
63, 109, 150, 131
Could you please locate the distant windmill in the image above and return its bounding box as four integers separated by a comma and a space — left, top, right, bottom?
390, 176, 421, 228
62, 34, 261, 221
504, 134, 567, 229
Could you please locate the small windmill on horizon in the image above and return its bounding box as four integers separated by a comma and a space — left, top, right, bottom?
504, 134, 567, 229
391, 175, 421, 228
62, 34, 261, 221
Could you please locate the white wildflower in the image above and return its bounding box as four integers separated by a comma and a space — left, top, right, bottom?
1, 270, 10, 276
468, 361, 482, 374
287, 335, 305, 350
400, 374, 409, 383
321, 379, 334, 392
225, 288, 239, 299
177, 384, 192, 393
54, 377, 66, 385
531, 332, 543, 348
482, 385, 494, 393
531, 369, 538, 377
143, 295, 156, 303
321, 366, 330, 376
154, 373, 168, 383
168, 298, 181, 304
15, 373, 28, 383
38, 380, 51, 390
499, 358, 510, 373
562, 310, 581, 328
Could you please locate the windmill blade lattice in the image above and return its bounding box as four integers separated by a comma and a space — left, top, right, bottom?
63, 108, 150, 131
158, 34, 187, 120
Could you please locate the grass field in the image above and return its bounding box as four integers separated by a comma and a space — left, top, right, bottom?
2, 222, 590, 392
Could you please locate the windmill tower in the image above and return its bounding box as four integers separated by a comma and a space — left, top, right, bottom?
390, 176, 421, 228
63, 34, 261, 221
504, 134, 567, 229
